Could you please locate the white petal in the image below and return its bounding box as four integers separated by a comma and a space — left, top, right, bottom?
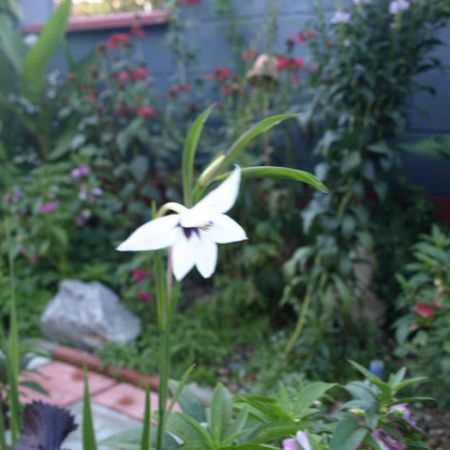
117, 214, 179, 251
195, 232, 218, 278
172, 230, 197, 280
207, 214, 247, 244
179, 206, 217, 228
194, 166, 241, 214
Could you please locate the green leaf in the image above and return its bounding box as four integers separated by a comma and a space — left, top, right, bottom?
167, 412, 214, 448
0, 15, 25, 73
167, 366, 197, 419
294, 382, 336, 419
101, 428, 142, 450
251, 422, 306, 444
210, 383, 233, 442
183, 105, 215, 206
21, 0, 72, 101
330, 419, 367, 450
399, 135, 450, 159
140, 386, 151, 450
219, 114, 299, 174
215, 166, 328, 193
221, 445, 278, 450
83, 369, 98, 450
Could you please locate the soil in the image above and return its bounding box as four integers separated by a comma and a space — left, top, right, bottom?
417, 408, 450, 450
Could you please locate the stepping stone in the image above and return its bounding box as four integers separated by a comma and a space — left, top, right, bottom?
92, 382, 159, 420
20, 361, 117, 406
65, 401, 141, 450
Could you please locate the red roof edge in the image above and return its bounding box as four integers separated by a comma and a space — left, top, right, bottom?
23, 9, 170, 34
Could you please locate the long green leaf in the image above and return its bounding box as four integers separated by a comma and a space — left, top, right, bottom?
83, 369, 98, 450
0, 16, 25, 73
182, 105, 215, 207
214, 166, 328, 193
167, 365, 196, 419
219, 114, 299, 172
21, 0, 72, 101
140, 385, 152, 450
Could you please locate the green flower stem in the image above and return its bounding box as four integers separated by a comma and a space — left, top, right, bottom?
4, 217, 21, 444
284, 284, 314, 356
155, 252, 174, 450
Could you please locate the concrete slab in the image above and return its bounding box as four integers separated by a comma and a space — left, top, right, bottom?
65, 401, 141, 450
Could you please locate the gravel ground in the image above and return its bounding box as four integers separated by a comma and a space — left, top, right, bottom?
417, 408, 450, 450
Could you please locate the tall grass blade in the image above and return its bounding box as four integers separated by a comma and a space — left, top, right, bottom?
140, 385, 152, 450
82, 368, 98, 450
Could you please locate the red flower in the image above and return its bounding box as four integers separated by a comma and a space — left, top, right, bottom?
415, 303, 436, 319
118, 101, 130, 116
297, 30, 319, 43
137, 106, 158, 118
276, 56, 304, 71
180, 0, 202, 5
132, 67, 150, 80
132, 26, 146, 39
106, 33, 130, 49
241, 49, 258, 61
138, 292, 155, 303
117, 71, 130, 82
207, 67, 233, 81
132, 269, 148, 283
169, 84, 192, 98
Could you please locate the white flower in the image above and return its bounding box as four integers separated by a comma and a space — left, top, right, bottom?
353, 0, 369, 4
389, 0, 410, 14
117, 166, 247, 280
331, 10, 351, 24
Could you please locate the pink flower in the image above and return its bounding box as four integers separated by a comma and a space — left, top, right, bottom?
106, 33, 130, 49
71, 165, 90, 179
207, 67, 233, 81
39, 201, 59, 214
389, 0, 410, 14
138, 292, 155, 303
415, 303, 436, 318
389, 403, 417, 426
117, 71, 130, 82
276, 56, 304, 71
331, 10, 351, 24
137, 106, 158, 118
132, 67, 150, 80
132, 269, 148, 283
180, 0, 201, 5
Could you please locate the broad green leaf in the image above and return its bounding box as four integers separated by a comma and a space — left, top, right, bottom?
221, 445, 278, 450
211, 383, 233, 442
83, 369, 98, 450
215, 166, 328, 193
330, 419, 367, 450
167, 412, 214, 448
21, 0, 72, 101
294, 382, 336, 419
399, 135, 450, 159
183, 105, 215, 206
101, 428, 142, 450
251, 422, 307, 444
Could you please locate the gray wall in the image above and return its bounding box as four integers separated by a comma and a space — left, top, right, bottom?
21, 0, 450, 195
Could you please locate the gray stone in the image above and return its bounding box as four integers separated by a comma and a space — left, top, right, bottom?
41, 280, 141, 349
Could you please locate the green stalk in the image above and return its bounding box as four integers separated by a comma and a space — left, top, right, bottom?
5, 216, 21, 444
284, 284, 314, 355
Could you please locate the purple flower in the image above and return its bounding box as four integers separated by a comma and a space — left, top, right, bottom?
39, 201, 59, 214
331, 10, 351, 24
75, 209, 92, 227
71, 164, 90, 179
283, 439, 299, 450
389, 0, 409, 14
372, 429, 406, 450
389, 403, 417, 426
93, 187, 103, 197
296, 431, 312, 450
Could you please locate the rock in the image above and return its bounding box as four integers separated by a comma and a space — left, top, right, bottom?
41, 280, 141, 350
